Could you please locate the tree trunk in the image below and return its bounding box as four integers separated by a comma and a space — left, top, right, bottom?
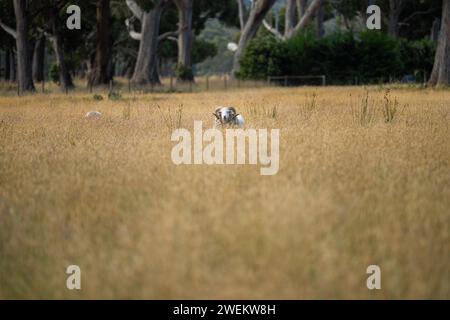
32, 34, 45, 82
315, 0, 324, 38
131, 2, 164, 85
285, 0, 297, 36
175, 0, 194, 82
13, 0, 34, 92
388, 0, 404, 38
428, 0, 450, 86
285, 0, 322, 39
297, 0, 307, 19
431, 18, 440, 43
237, 0, 246, 31
232, 0, 277, 76
50, 9, 73, 91
90, 0, 112, 86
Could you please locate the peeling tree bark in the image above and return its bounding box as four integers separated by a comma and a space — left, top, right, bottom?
428, 0, 450, 86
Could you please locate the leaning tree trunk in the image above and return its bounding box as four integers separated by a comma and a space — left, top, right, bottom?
232, 0, 277, 76
132, 3, 164, 85
285, 0, 297, 36
285, 0, 322, 39
50, 10, 73, 91
297, 0, 307, 19
237, 0, 246, 31
428, 0, 450, 86
175, 0, 194, 82
32, 34, 45, 82
90, 0, 112, 86
13, 0, 34, 92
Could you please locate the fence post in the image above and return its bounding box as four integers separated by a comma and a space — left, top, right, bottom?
224, 75, 227, 90
206, 75, 209, 91
170, 75, 173, 91
128, 77, 131, 93
322, 75, 326, 86
189, 80, 192, 93
42, 79, 45, 93
109, 80, 113, 96
284, 76, 288, 86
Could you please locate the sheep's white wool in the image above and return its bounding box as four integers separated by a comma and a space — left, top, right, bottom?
213, 106, 245, 128
85, 111, 102, 119
234, 114, 245, 127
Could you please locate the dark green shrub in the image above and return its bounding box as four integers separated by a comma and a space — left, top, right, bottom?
238, 35, 284, 79
192, 39, 218, 64
176, 65, 194, 81
49, 64, 60, 84
239, 30, 431, 85
399, 38, 436, 80
356, 31, 403, 83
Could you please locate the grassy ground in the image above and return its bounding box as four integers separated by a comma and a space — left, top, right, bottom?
0, 85, 449, 299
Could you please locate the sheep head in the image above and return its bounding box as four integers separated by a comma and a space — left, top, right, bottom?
214, 107, 239, 125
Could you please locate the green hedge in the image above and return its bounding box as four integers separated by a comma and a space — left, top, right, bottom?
238, 31, 436, 84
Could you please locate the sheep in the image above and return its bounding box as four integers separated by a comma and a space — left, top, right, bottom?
85, 111, 102, 119
213, 106, 245, 128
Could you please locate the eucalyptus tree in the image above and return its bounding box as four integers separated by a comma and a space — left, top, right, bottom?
0, 0, 35, 92
90, 0, 113, 85
125, 0, 171, 85
428, 0, 449, 86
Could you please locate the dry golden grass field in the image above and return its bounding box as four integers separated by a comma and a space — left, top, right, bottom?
0, 84, 449, 299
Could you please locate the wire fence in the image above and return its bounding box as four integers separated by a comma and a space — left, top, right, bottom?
267, 75, 327, 87
0, 71, 430, 97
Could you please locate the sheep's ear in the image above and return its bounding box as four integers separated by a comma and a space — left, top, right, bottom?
229, 107, 237, 114
214, 107, 222, 114
213, 113, 220, 120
